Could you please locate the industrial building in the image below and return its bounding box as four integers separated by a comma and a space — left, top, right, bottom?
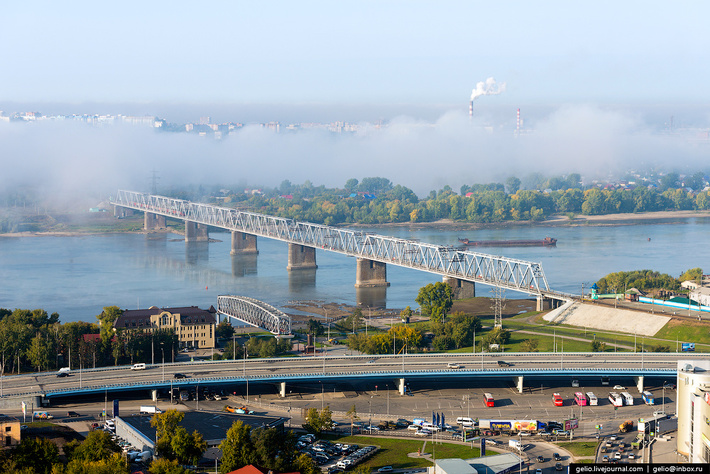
676, 360, 710, 462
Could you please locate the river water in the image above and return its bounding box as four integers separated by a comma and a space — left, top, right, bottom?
1, 218, 709, 323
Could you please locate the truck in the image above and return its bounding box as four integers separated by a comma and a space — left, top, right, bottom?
139, 406, 162, 415
619, 420, 633, 433
33, 411, 53, 420
509, 439, 522, 451
621, 392, 634, 406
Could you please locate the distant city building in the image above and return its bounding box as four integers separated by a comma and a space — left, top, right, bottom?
113, 306, 217, 349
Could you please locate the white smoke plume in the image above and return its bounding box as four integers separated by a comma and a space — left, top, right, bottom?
471, 77, 506, 101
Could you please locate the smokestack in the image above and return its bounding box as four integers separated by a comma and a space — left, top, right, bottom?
516, 108, 520, 134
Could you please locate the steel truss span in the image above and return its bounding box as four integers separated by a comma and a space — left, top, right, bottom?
111, 190, 552, 295
218, 295, 291, 336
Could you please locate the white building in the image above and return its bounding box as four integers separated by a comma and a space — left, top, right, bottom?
677, 360, 710, 462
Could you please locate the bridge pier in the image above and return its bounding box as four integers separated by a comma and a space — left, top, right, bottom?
287, 244, 318, 270
355, 258, 390, 288
634, 376, 644, 393
185, 221, 209, 242
536, 296, 548, 311
515, 376, 524, 394
279, 381, 286, 398
151, 389, 158, 402
397, 378, 406, 396
144, 212, 166, 231
231, 231, 258, 255
113, 205, 133, 218
443, 277, 475, 299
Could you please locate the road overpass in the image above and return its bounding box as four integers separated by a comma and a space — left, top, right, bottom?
0, 352, 698, 408
110, 190, 569, 312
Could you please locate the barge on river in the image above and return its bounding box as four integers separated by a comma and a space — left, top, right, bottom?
458, 237, 557, 247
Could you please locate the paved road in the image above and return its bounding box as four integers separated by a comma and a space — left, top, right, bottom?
0, 352, 695, 399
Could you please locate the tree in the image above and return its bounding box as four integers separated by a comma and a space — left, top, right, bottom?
150, 410, 185, 459
590, 340, 607, 352
171, 427, 207, 466
27, 333, 50, 371
12, 437, 59, 474
215, 320, 234, 340
521, 339, 539, 352
219, 421, 255, 473
294, 453, 320, 474
346, 405, 359, 435
69, 430, 121, 462
307, 318, 324, 338
149, 459, 189, 474
679, 268, 703, 285
505, 176, 521, 194
303, 406, 333, 434
415, 282, 454, 323
64, 453, 129, 474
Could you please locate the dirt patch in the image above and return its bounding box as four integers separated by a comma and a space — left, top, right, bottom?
452, 297, 536, 318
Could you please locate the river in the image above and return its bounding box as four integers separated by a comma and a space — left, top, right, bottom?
1, 218, 709, 322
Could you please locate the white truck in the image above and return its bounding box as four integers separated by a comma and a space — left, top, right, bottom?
140, 406, 162, 415
509, 439, 522, 451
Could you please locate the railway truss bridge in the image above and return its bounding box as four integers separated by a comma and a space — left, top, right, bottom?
110, 190, 570, 332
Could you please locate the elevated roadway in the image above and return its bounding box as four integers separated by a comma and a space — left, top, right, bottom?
0, 352, 698, 403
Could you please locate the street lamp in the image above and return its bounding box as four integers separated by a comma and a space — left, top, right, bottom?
160, 343, 165, 382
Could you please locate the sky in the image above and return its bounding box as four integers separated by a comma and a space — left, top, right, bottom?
1, 1, 709, 199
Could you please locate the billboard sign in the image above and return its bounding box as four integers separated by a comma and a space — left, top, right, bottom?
480, 438, 486, 456
682, 343, 696, 352
565, 418, 579, 431
490, 421, 513, 431
513, 420, 538, 432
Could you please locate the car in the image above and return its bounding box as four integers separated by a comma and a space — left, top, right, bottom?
57, 372, 69, 378
602, 455, 609, 463
173, 373, 188, 379
553, 453, 561, 461
609, 435, 618, 441
497, 360, 511, 367
415, 429, 432, 436
378, 467, 393, 473
663, 383, 676, 389
536, 470, 542, 474
447, 362, 461, 369
613, 385, 626, 390
555, 463, 564, 471
614, 452, 622, 459
20, 425, 27, 430
653, 410, 667, 418
601, 446, 608, 453
536, 456, 545, 463
628, 453, 636, 460
67, 411, 81, 418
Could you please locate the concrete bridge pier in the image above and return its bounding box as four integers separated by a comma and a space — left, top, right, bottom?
279, 382, 287, 398
185, 221, 209, 242
144, 212, 166, 231
634, 376, 645, 393
231, 231, 258, 255
151, 389, 158, 402
536, 296, 549, 311
354, 258, 390, 288
515, 376, 524, 394
287, 244, 317, 270
443, 277, 475, 299
397, 378, 406, 396
113, 206, 133, 218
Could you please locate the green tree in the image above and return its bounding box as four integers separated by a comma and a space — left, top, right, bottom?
149, 458, 189, 474
303, 406, 333, 434
590, 340, 607, 352
679, 268, 703, 285
219, 421, 255, 473
215, 320, 235, 340
294, 453, 319, 474
415, 282, 454, 323
27, 333, 51, 371
505, 176, 521, 194
521, 339, 539, 352
171, 427, 207, 466
150, 410, 185, 459
307, 318, 325, 338
12, 437, 59, 474
69, 430, 121, 462
346, 405, 359, 436
64, 453, 129, 474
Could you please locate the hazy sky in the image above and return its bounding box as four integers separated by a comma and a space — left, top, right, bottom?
2, 1, 709, 108
1, 1, 709, 200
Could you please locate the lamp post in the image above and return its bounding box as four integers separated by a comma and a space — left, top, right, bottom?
662, 381, 666, 416
160, 343, 165, 382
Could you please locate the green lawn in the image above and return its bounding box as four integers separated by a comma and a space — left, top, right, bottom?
556, 441, 599, 457
322, 435, 480, 468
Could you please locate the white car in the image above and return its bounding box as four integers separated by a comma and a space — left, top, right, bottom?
613, 385, 625, 390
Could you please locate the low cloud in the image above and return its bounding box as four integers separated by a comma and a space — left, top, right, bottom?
0, 104, 707, 208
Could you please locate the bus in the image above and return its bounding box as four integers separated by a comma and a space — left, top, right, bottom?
574, 392, 588, 406
609, 392, 623, 407
586, 392, 598, 406
483, 393, 495, 407
552, 393, 564, 407
642, 391, 655, 405
621, 392, 634, 406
